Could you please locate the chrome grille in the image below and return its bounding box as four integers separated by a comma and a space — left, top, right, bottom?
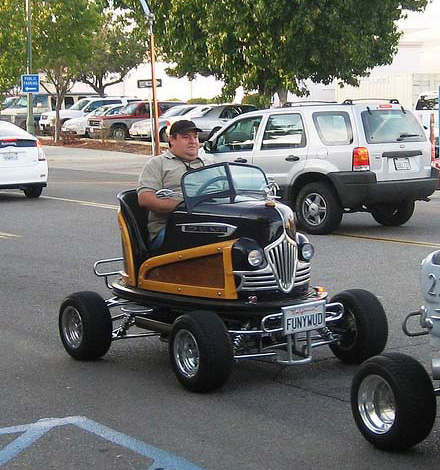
236, 236, 309, 293
265, 235, 297, 293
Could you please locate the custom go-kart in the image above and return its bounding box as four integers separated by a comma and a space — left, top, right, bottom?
59, 162, 388, 392
351, 250, 440, 451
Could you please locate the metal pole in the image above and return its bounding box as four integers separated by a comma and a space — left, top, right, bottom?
25, 0, 34, 134
148, 19, 160, 156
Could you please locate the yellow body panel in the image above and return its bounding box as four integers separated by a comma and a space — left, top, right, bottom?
118, 211, 136, 286
138, 240, 238, 299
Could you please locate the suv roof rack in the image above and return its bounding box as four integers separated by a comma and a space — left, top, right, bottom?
283, 100, 338, 108
342, 98, 400, 105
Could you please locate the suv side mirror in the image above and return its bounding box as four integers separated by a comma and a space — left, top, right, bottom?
203, 140, 213, 153
84, 106, 92, 113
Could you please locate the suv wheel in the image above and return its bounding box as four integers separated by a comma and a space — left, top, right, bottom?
111, 125, 127, 140
295, 182, 343, 234
370, 201, 415, 227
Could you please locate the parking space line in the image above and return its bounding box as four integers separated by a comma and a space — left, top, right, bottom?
0, 232, 21, 240
0, 416, 209, 469
40, 195, 119, 210
335, 232, 440, 248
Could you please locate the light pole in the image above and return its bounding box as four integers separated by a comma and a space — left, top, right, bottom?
139, 0, 160, 156
25, 0, 35, 134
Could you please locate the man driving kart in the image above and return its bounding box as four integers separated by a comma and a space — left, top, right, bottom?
137, 119, 214, 249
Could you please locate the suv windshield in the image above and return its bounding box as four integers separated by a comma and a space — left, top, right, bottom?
182, 163, 268, 212
14, 95, 49, 108
362, 109, 426, 144
70, 99, 91, 111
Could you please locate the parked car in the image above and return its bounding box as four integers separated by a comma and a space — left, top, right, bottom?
202, 100, 439, 234
0, 121, 47, 198
87, 100, 185, 140
166, 104, 258, 141
129, 104, 202, 141
1, 96, 19, 110
62, 104, 123, 137
414, 90, 439, 158
39, 96, 139, 135
0, 92, 98, 130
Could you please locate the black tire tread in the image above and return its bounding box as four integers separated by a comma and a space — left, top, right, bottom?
169, 310, 233, 392
24, 186, 43, 198
371, 201, 415, 227
329, 289, 388, 364
59, 291, 112, 360
351, 352, 436, 451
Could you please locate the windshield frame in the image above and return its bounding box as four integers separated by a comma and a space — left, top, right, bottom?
181, 162, 268, 214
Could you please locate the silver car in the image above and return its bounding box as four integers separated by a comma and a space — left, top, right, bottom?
166, 104, 258, 141
129, 104, 201, 141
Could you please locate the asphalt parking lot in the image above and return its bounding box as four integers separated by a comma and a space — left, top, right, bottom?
0, 145, 439, 470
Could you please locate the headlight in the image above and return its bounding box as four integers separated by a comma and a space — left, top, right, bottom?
299, 243, 314, 261
248, 249, 264, 267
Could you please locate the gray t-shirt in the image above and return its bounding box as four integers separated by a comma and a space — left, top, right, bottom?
137, 149, 215, 241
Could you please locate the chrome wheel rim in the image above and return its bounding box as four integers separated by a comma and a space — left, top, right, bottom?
357, 374, 396, 434
61, 306, 83, 349
173, 329, 200, 378
302, 192, 327, 226
336, 310, 358, 350
113, 129, 125, 139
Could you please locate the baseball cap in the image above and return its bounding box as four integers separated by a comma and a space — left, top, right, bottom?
169, 120, 202, 136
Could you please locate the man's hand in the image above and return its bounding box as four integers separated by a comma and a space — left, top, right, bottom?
138, 191, 181, 214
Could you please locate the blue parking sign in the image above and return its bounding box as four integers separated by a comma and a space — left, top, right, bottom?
21, 74, 40, 93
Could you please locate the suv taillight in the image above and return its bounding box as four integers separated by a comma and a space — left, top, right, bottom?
37, 140, 46, 161
352, 147, 370, 171
431, 142, 436, 162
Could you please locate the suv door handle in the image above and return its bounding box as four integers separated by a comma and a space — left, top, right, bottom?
285, 155, 300, 162
234, 157, 247, 163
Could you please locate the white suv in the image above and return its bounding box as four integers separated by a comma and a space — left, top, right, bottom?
203, 101, 439, 234
39, 97, 139, 135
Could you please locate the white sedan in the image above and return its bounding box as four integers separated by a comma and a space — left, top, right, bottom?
0, 121, 48, 198
61, 104, 123, 137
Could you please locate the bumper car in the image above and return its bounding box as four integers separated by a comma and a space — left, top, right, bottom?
59, 162, 388, 392
351, 250, 440, 450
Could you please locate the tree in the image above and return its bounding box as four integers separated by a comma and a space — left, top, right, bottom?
113, 0, 428, 104
77, 12, 149, 96
0, 0, 26, 95
33, 0, 102, 141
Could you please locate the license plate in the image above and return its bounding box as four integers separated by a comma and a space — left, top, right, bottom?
282, 300, 326, 335
2, 152, 18, 162
394, 157, 410, 170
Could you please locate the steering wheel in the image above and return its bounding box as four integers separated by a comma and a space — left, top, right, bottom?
194, 176, 229, 196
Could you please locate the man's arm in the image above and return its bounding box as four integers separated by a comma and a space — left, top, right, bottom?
138, 191, 180, 214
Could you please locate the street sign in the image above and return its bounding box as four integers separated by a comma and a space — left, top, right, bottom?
21, 74, 40, 93
137, 78, 162, 88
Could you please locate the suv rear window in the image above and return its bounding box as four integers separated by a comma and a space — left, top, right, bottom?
313, 111, 353, 145
361, 110, 426, 144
